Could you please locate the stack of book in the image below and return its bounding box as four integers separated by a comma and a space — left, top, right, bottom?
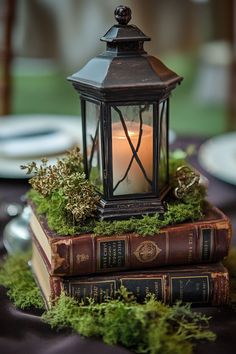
30, 204, 231, 308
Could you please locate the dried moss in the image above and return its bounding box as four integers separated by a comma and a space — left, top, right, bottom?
28, 189, 95, 235
22, 147, 99, 225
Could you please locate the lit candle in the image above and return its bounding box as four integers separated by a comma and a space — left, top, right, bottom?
112, 121, 153, 195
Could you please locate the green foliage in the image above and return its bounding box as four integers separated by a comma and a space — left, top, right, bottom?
29, 181, 205, 237
26, 146, 206, 236
223, 249, 236, 304
223, 248, 236, 278
21, 147, 84, 196
94, 201, 203, 236
29, 185, 204, 237
22, 146, 99, 230
169, 146, 196, 182
92, 151, 206, 237
42, 289, 215, 354
0, 252, 45, 310
0, 254, 216, 353
163, 200, 202, 224
29, 189, 95, 235
169, 152, 186, 184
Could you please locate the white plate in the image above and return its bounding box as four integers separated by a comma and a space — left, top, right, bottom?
0, 115, 82, 178
198, 132, 236, 185
0, 115, 176, 179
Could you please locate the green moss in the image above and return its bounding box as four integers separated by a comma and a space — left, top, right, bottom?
0, 252, 45, 310
42, 289, 215, 354
29, 184, 205, 237
22, 147, 99, 227
27, 148, 206, 236
0, 253, 216, 353
223, 248, 236, 278
100, 154, 206, 236
94, 198, 203, 236
28, 188, 95, 235
223, 249, 236, 304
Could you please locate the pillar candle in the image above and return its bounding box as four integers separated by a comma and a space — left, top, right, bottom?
112, 121, 153, 195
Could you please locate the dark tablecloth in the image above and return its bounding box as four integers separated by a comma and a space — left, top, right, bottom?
0, 136, 236, 354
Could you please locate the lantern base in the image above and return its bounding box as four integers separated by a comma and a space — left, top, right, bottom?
97, 198, 165, 221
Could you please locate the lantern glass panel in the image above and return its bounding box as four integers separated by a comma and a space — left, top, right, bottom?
85, 101, 103, 193
111, 104, 153, 196
158, 100, 168, 190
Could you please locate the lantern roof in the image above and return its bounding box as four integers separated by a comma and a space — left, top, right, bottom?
68, 5, 183, 98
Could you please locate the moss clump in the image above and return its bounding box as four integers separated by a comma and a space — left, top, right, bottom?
28, 160, 206, 237
223, 248, 236, 278
42, 288, 215, 354
223, 249, 236, 304
94, 200, 203, 236
29, 186, 204, 236
28, 189, 95, 235
0, 253, 216, 353
25, 146, 206, 236
0, 252, 45, 310
94, 176, 206, 236
22, 146, 99, 232
95, 149, 206, 236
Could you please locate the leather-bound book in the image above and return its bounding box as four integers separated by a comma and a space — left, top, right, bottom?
29, 204, 231, 276
31, 238, 229, 308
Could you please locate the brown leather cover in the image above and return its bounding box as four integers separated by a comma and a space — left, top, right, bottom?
61, 263, 229, 306
30, 204, 232, 276
32, 241, 229, 307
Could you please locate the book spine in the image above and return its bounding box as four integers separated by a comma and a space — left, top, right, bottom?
51, 267, 229, 306
51, 220, 231, 275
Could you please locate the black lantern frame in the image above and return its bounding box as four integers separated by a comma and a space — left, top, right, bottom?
69, 5, 182, 220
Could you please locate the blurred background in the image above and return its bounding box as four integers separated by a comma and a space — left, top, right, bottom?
0, 0, 235, 136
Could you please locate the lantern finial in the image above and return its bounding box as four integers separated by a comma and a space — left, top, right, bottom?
114, 5, 131, 25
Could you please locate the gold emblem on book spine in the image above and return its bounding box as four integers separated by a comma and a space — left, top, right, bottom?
134, 241, 161, 263
76, 254, 89, 264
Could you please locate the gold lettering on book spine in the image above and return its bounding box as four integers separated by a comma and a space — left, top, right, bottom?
134, 241, 161, 263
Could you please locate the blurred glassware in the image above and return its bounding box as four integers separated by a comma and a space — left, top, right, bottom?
0, 201, 23, 219
169, 130, 176, 145
193, 41, 233, 105
3, 206, 32, 254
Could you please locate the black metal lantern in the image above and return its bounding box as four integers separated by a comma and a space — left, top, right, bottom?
68, 5, 183, 220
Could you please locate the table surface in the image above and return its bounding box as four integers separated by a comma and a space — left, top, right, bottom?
0, 136, 236, 354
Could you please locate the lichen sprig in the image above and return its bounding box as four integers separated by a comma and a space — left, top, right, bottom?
63, 172, 98, 223
21, 146, 83, 197
21, 146, 99, 225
